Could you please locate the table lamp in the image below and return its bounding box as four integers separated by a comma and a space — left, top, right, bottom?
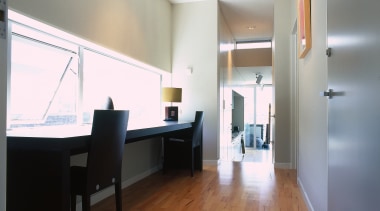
162, 87, 182, 121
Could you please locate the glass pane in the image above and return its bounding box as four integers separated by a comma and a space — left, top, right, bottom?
10, 34, 78, 128
256, 86, 272, 125
82, 49, 161, 124
239, 85, 272, 149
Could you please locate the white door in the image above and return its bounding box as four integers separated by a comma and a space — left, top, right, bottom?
327, 0, 380, 210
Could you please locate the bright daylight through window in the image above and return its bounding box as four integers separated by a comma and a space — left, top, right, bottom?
236, 41, 271, 50
8, 11, 161, 128
10, 24, 78, 128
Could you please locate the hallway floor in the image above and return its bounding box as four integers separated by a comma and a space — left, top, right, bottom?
233, 146, 273, 163
92, 158, 308, 210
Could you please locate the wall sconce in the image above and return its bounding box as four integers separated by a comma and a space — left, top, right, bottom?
162, 87, 182, 121
256, 73, 263, 85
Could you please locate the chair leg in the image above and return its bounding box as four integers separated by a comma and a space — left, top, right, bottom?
190, 147, 194, 177
82, 195, 91, 211
163, 140, 167, 174
199, 145, 203, 172
163, 139, 171, 175
195, 146, 202, 172
115, 182, 122, 211
71, 194, 77, 211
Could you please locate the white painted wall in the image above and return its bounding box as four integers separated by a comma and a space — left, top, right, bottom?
273, 0, 293, 167
274, 0, 328, 210
9, 0, 172, 72
0, 3, 8, 210
234, 48, 272, 67
295, 0, 328, 210
218, 3, 235, 161
171, 0, 219, 162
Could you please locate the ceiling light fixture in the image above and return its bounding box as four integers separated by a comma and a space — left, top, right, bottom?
247, 25, 256, 30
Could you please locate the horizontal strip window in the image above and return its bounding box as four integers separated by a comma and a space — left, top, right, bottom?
12, 32, 77, 55
8, 10, 162, 128
236, 41, 272, 50
11, 20, 78, 54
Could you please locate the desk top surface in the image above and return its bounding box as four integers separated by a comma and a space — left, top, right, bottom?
7, 120, 193, 151
7, 120, 191, 138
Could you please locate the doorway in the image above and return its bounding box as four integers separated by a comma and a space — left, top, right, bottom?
228, 85, 273, 163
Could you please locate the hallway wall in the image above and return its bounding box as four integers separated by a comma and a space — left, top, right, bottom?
296, 0, 328, 209
218, 0, 240, 162
171, 0, 219, 162
273, 0, 293, 167
274, 0, 328, 209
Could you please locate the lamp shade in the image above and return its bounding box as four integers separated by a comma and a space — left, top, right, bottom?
162, 87, 182, 102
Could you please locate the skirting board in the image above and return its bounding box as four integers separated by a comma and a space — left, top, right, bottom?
203, 159, 220, 166
297, 177, 314, 211
274, 162, 293, 169
75, 165, 161, 210
76, 160, 218, 209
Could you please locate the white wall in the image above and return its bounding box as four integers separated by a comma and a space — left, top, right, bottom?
234, 48, 272, 67
218, 2, 235, 161
273, 0, 293, 167
0, 4, 8, 210
171, 0, 219, 162
274, 0, 328, 210
9, 0, 172, 72
296, 0, 328, 210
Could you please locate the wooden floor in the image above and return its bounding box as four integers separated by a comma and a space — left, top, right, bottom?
92, 160, 308, 211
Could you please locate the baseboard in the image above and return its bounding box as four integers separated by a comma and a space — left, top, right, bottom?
121, 165, 161, 189
297, 177, 314, 211
203, 159, 220, 165
76, 160, 218, 210
274, 162, 292, 169
75, 165, 161, 210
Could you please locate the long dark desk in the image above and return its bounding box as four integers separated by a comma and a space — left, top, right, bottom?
7, 121, 192, 211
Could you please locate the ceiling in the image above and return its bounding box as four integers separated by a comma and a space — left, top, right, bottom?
219, 0, 274, 42
169, 0, 274, 86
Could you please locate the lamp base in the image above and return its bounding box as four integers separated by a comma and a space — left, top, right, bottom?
164, 106, 178, 121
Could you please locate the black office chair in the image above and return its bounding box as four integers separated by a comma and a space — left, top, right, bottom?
163, 111, 204, 177
70, 110, 129, 211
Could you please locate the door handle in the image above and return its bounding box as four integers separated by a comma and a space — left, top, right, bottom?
321, 89, 334, 99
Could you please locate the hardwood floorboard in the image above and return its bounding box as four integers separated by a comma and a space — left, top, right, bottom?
92, 161, 308, 211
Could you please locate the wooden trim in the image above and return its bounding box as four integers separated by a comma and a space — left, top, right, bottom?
298, 0, 312, 58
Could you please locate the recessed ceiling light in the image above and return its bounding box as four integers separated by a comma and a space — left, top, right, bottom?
247, 26, 256, 30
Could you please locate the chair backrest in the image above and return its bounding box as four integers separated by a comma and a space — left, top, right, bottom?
86, 110, 129, 194
192, 111, 204, 147
104, 96, 114, 110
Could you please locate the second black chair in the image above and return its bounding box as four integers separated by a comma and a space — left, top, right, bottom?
163, 111, 204, 177
70, 110, 129, 211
